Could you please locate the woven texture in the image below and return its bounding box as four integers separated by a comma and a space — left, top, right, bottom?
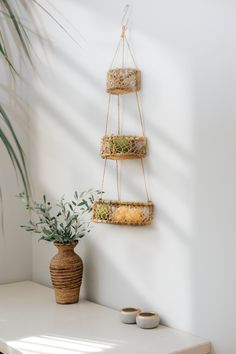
49, 242, 83, 304
101, 135, 147, 160
92, 200, 153, 225
107, 68, 141, 95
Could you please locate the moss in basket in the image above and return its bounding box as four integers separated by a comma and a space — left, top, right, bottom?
96, 204, 110, 220
110, 137, 130, 154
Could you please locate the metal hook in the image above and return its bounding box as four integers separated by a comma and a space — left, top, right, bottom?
121, 4, 130, 28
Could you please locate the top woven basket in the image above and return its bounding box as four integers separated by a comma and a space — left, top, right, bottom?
107, 68, 141, 95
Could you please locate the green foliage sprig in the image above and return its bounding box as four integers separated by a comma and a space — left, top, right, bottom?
18, 190, 100, 244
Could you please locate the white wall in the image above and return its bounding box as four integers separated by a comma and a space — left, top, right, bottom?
29, 1, 236, 353
0, 48, 32, 283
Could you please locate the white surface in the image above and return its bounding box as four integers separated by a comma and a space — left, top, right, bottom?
24, 1, 236, 354
0, 281, 210, 354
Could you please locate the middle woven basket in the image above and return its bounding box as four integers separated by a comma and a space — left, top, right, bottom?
100, 135, 147, 160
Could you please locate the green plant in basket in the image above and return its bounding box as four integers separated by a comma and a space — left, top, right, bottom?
18, 190, 100, 244
110, 136, 130, 154
96, 203, 110, 220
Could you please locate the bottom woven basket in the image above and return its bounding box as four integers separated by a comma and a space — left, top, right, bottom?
92, 200, 153, 226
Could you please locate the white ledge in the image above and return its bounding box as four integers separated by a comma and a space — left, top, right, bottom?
0, 281, 211, 354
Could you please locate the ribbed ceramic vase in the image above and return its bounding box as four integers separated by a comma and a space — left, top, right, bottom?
49, 241, 83, 304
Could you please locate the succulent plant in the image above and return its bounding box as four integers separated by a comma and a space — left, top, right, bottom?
95, 204, 110, 220
110, 136, 130, 154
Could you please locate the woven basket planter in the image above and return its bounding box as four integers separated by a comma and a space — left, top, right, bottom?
107, 68, 141, 95
49, 241, 83, 304
92, 200, 153, 225
100, 135, 147, 160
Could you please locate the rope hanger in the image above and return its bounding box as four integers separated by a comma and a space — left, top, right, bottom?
100, 4, 150, 203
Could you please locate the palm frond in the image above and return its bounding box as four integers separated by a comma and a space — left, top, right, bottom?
0, 0, 32, 64
31, 0, 81, 48
0, 31, 18, 75
0, 0, 81, 72
0, 105, 31, 201
0, 0, 80, 229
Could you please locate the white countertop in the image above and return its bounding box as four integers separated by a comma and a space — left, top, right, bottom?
0, 281, 211, 354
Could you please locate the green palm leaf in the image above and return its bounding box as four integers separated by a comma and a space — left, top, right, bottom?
0, 32, 18, 75
0, 0, 32, 64
0, 120, 30, 201
0, 104, 31, 198
0, 0, 80, 72
0, 0, 80, 231
31, 0, 81, 48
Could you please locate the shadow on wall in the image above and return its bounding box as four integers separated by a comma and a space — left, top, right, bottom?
29, 1, 236, 354
30, 0, 194, 329
83, 227, 160, 312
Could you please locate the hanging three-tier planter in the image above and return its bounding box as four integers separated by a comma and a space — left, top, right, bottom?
93, 6, 153, 226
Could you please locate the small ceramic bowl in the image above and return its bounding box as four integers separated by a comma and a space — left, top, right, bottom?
120, 307, 141, 324
136, 312, 160, 329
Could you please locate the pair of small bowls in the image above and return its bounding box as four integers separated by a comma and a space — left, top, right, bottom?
120, 307, 160, 329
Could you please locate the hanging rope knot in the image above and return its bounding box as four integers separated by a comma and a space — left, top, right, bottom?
121, 25, 127, 38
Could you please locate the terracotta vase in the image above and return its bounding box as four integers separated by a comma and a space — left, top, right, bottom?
49, 241, 83, 304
